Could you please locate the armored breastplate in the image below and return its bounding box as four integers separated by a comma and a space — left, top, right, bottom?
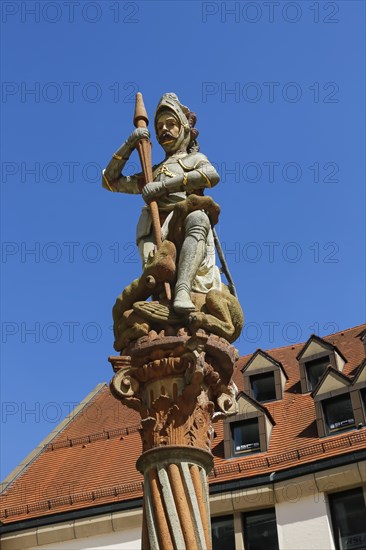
153, 152, 205, 182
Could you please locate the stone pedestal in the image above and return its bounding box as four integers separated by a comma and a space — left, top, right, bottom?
109, 331, 238, 550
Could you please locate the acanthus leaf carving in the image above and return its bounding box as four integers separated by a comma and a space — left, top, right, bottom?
109, 333, 238, 452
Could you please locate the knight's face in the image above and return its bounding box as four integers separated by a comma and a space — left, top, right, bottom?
156, 112, 180, 140
156, 111, 185, 153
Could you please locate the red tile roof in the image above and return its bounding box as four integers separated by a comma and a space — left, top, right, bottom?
1, 324, 365, 524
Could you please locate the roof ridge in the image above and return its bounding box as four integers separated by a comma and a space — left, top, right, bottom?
237, 323, 366, 360
45, 424, 141, 452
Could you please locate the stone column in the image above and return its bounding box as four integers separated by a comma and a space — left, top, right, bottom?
109, 331, 238, 550
137, 447, 212, 550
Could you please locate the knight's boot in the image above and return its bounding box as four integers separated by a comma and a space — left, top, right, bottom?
173, 211, 210, 314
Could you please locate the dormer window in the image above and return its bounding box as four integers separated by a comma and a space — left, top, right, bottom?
223, 393, 275, 458
297, 335, 346, 394
250, 372, 276, 402
322, 393, 355, 434
312, 367, 362, 438
242, 350, 288, 403
231, 418, 260, 455
305, 356, 331, 391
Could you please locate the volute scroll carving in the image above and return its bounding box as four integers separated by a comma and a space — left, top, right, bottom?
109, 333, 238, 452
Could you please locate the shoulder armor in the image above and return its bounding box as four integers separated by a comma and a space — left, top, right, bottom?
178, 153, 209, 171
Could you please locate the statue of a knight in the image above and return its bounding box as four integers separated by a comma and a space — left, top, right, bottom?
102, 92, 221, 314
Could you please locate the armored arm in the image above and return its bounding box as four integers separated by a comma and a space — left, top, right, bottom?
102, 128, 149, 193
167, 154, 219, 193
183, 159, 220, 193
142, 154, 220, 202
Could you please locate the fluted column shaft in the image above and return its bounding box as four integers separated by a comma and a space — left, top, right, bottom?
137, 447, 212, 550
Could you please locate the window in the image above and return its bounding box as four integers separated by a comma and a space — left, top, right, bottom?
306, 356, 330, 390
322, 394, 355, 433
297, 335, 346, 394
329, 488, 366, 550
361, 388, 366, 413
211, 515, 235, 550
223, 393, 275, 458
243, 508, 279, 550
250, 372, 276, 402
242, 350, 287, 401
231, 419, 260, 455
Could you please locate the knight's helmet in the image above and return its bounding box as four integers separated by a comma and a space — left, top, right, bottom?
154, 93, 190, 133
154, 93, 199, 152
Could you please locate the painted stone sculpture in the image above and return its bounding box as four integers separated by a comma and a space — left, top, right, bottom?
104, 93, 244, 550
103, 92, 243, 351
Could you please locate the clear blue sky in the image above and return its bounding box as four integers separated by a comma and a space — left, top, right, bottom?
1, 1, 365, 480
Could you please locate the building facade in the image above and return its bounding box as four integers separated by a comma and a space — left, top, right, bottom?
1, 324, 366, 550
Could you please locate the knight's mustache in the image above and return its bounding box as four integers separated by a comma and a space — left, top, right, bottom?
159, 132, 175, 143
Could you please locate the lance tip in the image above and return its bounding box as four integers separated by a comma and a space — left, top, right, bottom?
134, 92, 149, 128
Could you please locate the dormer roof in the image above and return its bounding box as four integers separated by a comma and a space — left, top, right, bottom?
352, 359, 366, 386
297, 334, 346, 362
311, 366, 351, 398
235, 391, 276, 425
242, 349, 288, 379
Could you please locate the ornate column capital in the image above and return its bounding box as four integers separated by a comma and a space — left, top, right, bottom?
109, 332, 238, 453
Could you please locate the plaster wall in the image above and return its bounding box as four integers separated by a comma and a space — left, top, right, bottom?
28, 527, 141, 550
276, 494, 335, 550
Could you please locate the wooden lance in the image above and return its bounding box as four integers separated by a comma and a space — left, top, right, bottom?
133, 93, 171, 301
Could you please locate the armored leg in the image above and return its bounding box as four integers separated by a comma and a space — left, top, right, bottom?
174, 211, 210, 313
